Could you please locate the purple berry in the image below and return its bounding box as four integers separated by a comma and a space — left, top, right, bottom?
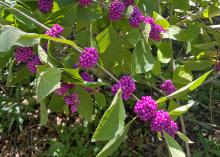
166, 120, 178, 137
160, 80, 176, 95
27, 55, 42, 73
109, 0, 125, 21
134, 96, 158, 121
144, 16, 165, 41
81, 71, 93, 82
79, 47, 99, 68
38, 0, 53, 13
45, 24, 64, 37
64, 93, 80, 113
73, 63, 79, 69
215, 61, 220, 71
79, 0, 92, 6
14, 47, 34, 63
150, 110, 178, 137
111, 76, 136, 100
144, 16, 155, 24
80, 71, 94, 92
55, 83, 75, 96
150, 110, 171, 134
129, 6, 144, 28
122, 0, 134, 7
43, 42, 48, 51
149, 24, 165, 41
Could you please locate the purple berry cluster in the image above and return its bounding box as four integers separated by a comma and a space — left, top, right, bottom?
45, 24, 64, 37
64, 93, 80, 113
27, 55, 42, 73
80, 71, 95, 92
150, 110, 178, 137
55, 83, 75, 96
134, 96, 158, 121
111, 76, 136, 100
109, 0, 125, 21
129, 6, 145, 28
15, 47, 34, 63
54, 82, 80, 113
160, 79, 176, 95
79, 0, 92, 6
144, 16, 165, 41
215, 61, 220, 71
122, 0, 134, 7
134, 96, 178, 137
14, 47, 42, 74
79, 47, 99, 68
81, 71, 93, 82
38, 0, 53, 13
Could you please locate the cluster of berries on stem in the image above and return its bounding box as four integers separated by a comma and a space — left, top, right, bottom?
55, 83, 80, 113
38, 0, 53, 13
111, 75, 136, 100
14, 47, 42, 74
79, 47, 99, 68
45, 24, 64, 37
160, 79, 176, 95
134, 96, 178, 137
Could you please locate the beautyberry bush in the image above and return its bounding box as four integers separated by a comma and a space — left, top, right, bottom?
0, 0, 220, 156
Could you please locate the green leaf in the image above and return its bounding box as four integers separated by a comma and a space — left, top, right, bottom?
6, 59, 15, 87
8, 6, 37, 30
46, 4, 77, 37
64, 68, 83, 82
10, 67, 30, 85
172, 0, 189, 11
175, 24, 200, 41
173, 66, 193, 86
77, 29, 91, 47
131, 40, 155, 75
38, 45, 57, 68
203, 6, 220, 18
94, 93, 106, 108
83, 81, 107, 88
126, 28, 141, 46
96, 27, 110, 53
162, 26, 181, 40
40, 101, 48, 126
153, 12, 169, 29
36, 67, 62, 102
96, 117, 136, 157
48, 94, 65, 112
141, 23, 151, 43
183, 60, 214, 71
164, 131, 186, 157
20, 34, 80, 50
157, 70, 212, 104
157, 42, 172, 63
193, 41, 218, 50
168, 100, 180, 112
169, 102, 194, 116
92, 90, 125, 142
177, 132, 194, 144
0, 50, 12, 68
101, 26, 132, 73
0, 25, 39, 52
152, 59, 161, 76
76, 87, 94, 119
